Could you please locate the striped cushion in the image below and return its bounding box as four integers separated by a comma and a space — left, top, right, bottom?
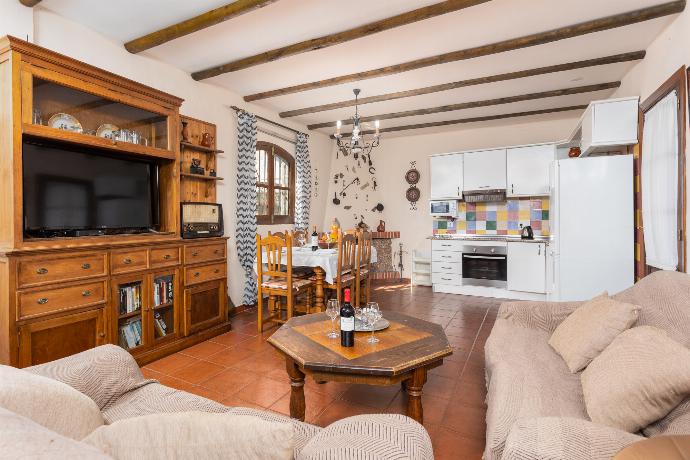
312, 273, 355, 285
262, 278, 312, 291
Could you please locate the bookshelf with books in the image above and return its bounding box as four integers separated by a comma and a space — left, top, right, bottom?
152, 272, 177, 343
113, 277, 145, 351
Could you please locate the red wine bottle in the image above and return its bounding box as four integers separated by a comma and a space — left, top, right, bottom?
340, 288, 355, 347
311, 225, 319, 251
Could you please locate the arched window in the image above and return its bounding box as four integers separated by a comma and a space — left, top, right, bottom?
255, 141, 295, 225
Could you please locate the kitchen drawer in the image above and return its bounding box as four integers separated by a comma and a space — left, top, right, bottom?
431, 251, 462, 263
432, 272, 462, 285
185, 262, 226, 286
18, 280, 107, 321
432, 261, 461, 274
18, 252, 108, 289
111, 249, 149, 275
150, 246, 182, 268
431, 240, 463, 252
184, 242, 226, 264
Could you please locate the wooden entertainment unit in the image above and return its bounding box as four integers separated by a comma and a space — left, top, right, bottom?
0, 36, 230, 367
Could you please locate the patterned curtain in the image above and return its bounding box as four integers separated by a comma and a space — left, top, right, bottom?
295, 133, 312, 230
236, 111, 258, 305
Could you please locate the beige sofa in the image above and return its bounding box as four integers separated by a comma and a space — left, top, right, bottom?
6, 344, 433, 459
484, 271, 690, 460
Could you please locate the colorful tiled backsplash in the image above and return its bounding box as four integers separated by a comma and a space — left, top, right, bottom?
433, 198, 550, 236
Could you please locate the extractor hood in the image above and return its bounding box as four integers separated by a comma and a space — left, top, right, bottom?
463, 189, 506, 203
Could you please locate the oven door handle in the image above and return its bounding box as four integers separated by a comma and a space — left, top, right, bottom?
463, 255, 507, 260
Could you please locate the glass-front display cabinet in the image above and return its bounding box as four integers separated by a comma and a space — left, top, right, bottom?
151, 271, 178, 345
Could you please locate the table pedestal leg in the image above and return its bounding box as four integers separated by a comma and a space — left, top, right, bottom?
314, 267, 325, 312
405, 367, 427, 424
286, 358, 306, 421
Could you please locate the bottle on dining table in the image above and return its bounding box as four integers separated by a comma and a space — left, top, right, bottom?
340, 288, 355, 347
311, 225, 319, 251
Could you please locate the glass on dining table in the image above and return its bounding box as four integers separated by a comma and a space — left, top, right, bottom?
325, 299, 339, 339
363, 302, 382, 344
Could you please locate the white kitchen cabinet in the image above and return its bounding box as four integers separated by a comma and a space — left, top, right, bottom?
507, 242, 546, 293
430, 154, 463, 199
506, 144, 555, 197
463, 149, 506, 191
579, 98, 639, 156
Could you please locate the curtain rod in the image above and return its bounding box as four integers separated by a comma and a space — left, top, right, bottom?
230, 105, 306, 137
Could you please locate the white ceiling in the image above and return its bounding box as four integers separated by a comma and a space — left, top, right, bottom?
37, 0, 680, 137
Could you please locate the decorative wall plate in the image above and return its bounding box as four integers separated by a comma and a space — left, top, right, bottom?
405, 168, 420, 185
47, 113, 83, 133
406, 186, 420, 202
96, 123, 120, 139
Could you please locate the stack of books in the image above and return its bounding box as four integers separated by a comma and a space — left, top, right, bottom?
119, 284, 142, 315
153, 277, 174, 306
119, 318, 142, 349
154, 312, 169, 338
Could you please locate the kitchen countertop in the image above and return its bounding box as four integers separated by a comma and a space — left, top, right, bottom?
429, 234, 551, 244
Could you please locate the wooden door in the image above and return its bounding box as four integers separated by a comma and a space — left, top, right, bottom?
18, 308, 106, 368
150, 268, 180, 346
183, 280, 226, 336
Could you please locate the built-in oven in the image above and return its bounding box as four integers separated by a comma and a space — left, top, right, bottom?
429, 200, 458, 217
462, 245, 507, 288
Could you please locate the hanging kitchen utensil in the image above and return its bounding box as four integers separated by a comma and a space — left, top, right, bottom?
371, 203, 384, 212
360, 182, 370, 190
332, 192, 341, 205
344, 205, 352, 210
372, 178, 378, 190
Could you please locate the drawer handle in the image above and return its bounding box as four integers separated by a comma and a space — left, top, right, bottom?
192, 252, 199, 257
163, 254, 171, 260
441, 277, 452, 281
36, 268, 48, 275
214, 249, 220, 254
214, 269, 220, 274
194, 272, 200, 277
441, 256, 452, 259
82, 263, 91, 270
123, 258, 132, 265
82, 290, 92, 297
99, 332, 105, 338
37, 297, 48, 305
442, 266, 452, 270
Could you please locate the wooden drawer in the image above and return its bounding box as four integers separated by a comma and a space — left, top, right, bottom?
18, 280, 107, 321
18, 252, 108, 289
150, 246, 182, 268
185, 262, 226, 286
432, 272, 462, 285
111, 249, 149, 275
184, 242, 226, 265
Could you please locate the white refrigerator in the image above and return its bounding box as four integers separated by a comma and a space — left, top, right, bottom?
548, 155, 634, 301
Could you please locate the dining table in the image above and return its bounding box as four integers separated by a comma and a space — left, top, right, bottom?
255, 246, 377, 311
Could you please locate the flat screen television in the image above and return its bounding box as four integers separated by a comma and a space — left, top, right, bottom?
22, 139, 160, 238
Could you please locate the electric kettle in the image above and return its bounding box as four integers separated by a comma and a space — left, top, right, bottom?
520, 225, 534, 240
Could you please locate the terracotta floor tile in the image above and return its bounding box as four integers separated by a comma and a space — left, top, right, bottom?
141, 367, 164, 380
204, 348, 253, 368
221, 394, 267, 410
313, 400, 375, 427
143, 352, 198, 375
179, 340, 228, 359
340, 384, 400, 410
209, 331, 254, 347
432, 427, 485, 460
429, 360, 464, 379
185, 385, 226, 404
453, 382, 488, 409
386, 392, 450, 426
424, 374, 458, 400
442, 403, 487, 439
199, 368, 260, 396
175, 360, 226, 385
235, 377, 291, 408
269, 389, 335, 422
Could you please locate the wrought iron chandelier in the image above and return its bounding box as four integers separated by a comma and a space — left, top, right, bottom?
334, 89, 380, 159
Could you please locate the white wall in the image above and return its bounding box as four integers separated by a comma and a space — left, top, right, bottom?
613, 7, 690, 270
0, 4, 334, 306
0, 1, 32, 41
321, 116, 577, 276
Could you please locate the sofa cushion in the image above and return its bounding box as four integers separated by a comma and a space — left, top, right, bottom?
549, 293, 640, 373
27, 344, 150, 411
84, 412, 293, 460
0, 406, 112, 460
582, 326, 690, 433
484, 319, 588, 460
0, 364, 103, 440
502, 417, 643, 460
613, 435, 690, 460
643, 398, 690, 437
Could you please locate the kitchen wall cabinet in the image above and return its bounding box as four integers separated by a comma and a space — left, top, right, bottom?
430, 154, 463, 199
579, 98, 639, 156
507, 242, 546, 293
506, 144, 555, 197
463, 149, 506, 191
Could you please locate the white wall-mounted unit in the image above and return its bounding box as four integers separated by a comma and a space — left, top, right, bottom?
506, 144, 556, 197
463, 149, 507, 191
561, 97, 640, 156
430, 153, 463, 199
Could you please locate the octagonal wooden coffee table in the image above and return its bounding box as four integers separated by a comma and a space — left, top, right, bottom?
267, 311, 452, 424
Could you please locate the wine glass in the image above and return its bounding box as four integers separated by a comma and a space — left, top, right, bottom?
364, 302, 381, 344
325, 299, 339, 339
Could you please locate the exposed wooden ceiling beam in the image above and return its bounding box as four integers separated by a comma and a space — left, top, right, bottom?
333, 105, 588, 138
19, 0, 41, 6
245, 0, 684, 102
309, 82, 619, 130
281, 51, 644, 118
191, 0, 489, 80
124, 0, 279, 54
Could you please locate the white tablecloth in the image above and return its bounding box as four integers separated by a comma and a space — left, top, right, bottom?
255, 246, 377, 284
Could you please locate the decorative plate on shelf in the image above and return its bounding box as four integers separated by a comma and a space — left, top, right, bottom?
96, 123, 119, 139
47, 113, 83, 133
405, 168, 420, 185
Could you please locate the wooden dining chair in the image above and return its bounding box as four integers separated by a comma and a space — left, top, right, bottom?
313, 230, 357, 304
355, 230, 373, 307
292, 229, 307, 247
256, 232, 314, 333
